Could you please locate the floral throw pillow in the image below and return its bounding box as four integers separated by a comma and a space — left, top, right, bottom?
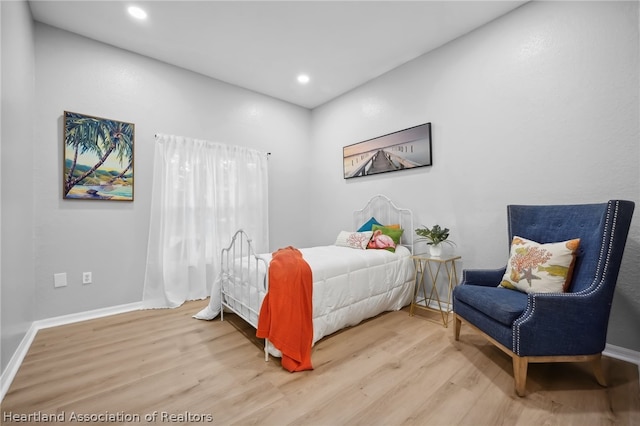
499, 236, 580, 293
335, 231, 373, 250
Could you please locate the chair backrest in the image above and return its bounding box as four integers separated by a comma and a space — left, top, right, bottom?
507, 200, 634, 294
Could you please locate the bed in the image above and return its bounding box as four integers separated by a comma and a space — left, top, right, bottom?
219, 194, 416, 364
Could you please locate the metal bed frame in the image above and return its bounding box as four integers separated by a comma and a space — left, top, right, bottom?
220, 194, 414, 361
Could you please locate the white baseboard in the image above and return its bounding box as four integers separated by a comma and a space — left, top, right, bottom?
0, 302, 142, 402
603, 343, 640, 388
0, 323, 39, 403
603, 344, 640, 392
603, 343, 640, 366
33, 302, 143, 330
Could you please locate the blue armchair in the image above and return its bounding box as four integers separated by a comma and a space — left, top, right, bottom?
452, 200, 635, 396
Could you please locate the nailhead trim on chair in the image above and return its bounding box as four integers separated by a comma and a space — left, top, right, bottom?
512, 201, 619, 355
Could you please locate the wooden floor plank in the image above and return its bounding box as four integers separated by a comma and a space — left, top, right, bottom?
1, 300, 638, 425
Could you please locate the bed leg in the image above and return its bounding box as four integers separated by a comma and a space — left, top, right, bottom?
264, 339, 270, 362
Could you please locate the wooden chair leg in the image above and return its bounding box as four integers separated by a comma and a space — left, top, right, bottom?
591, 354, 607, 387
453, 313, 461, 341
512, 355, 528, 397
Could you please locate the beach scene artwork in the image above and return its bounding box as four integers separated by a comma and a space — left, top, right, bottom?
343, 123, 432, 179
63, 111, 134, 201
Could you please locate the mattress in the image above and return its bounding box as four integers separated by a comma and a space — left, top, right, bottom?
221, 244, 415, 345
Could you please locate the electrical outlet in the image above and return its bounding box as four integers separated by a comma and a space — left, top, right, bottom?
82, 272, 92, 284
54, 273, 67, 288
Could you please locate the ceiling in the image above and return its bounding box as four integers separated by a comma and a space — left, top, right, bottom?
29, 1, 528, 109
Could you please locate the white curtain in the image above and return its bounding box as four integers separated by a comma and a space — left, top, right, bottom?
142, 134, 269, 313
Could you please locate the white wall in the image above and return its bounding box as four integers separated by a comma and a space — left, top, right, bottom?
2, 0, 639, 380
310, 1, 640, 350
1, 0, 36, 373
32, 23, 311, 320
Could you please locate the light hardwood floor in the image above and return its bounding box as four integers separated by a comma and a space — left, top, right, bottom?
2, 300, 639, 425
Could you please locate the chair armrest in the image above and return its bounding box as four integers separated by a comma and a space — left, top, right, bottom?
461, 267, 506, 287
515, 292, 609, 356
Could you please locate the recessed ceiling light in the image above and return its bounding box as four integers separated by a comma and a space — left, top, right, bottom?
128, 6, 147, 20
297, 74, 310, 84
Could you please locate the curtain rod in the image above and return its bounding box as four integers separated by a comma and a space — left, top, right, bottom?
154, 133, 271, 157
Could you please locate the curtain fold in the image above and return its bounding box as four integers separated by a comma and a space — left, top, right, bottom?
143, 134, 269, 311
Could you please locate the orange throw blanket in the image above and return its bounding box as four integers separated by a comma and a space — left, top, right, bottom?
256, 246, 313, 372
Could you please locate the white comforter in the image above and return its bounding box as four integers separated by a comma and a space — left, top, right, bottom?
301, 245, 415, 343
221, 244, 415, 346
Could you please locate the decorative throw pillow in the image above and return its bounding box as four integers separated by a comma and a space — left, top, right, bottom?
357, 216, 382, 232
367, 224, 404, 252
335, 231, 373, 250
499, 236, 580, 293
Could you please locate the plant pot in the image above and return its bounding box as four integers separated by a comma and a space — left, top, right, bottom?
429, 244, 443, 257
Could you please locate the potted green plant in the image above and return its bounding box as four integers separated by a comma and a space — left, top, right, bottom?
415, 224, 455, 257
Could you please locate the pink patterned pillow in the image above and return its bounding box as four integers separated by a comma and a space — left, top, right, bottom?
367, 224, 403, 253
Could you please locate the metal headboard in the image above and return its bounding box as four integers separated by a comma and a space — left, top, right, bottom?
353, 194, 414, 253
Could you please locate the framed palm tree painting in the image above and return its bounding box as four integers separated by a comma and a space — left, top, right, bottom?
63, 111, 134, 201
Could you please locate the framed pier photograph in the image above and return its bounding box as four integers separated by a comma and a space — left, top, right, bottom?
343, 122, 432, 179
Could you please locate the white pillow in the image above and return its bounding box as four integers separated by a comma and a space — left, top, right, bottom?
335, 231, 373, 250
